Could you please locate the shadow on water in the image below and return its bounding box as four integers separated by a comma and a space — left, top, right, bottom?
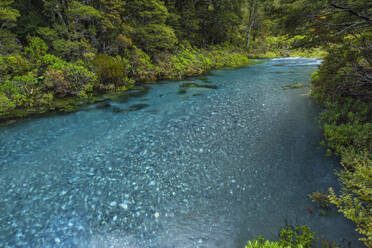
179, 83, 218, 89
129, 104, 150, 111
128, 85, 150, 97
178, 89, 187, 95
111, 103, 150, 113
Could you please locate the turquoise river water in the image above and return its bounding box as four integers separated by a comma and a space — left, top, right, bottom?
0, 58, 363, 247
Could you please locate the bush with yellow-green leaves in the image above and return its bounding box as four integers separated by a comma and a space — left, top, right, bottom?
310, 43, 372, 246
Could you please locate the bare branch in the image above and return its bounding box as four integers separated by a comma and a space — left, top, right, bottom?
335, 21, 368, 36
330, 2, 372, 25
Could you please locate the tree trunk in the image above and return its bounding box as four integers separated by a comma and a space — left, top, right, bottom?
246, 0, 257, 52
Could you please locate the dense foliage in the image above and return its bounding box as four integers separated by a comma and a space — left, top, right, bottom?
245, 225, 338, 248
0, 0, 256, 118
312, 55, 372, 246
0, 0, 326, 119
269, 0, 371, 246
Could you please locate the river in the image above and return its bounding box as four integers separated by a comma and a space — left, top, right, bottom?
0, 58, 363, 247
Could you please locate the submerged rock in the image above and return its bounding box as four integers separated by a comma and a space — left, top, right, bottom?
95, 102, 111, 109
178, 89, 187, 95
129, 104, 150, 111
0, 119, 17, 126
112, 106, 127, 113
282, 83, 305, 90
128, 86, 150, 97
199, 77, 212, 84
179, 83, 218, 89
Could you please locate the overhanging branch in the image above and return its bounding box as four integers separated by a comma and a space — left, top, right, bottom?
330, 2, 372, 25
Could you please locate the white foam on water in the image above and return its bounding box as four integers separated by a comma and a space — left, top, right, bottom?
272, 56, 303, 60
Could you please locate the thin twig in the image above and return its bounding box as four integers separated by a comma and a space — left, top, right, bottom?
330, 2, 372, 25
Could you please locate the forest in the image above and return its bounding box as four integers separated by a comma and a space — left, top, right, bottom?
0, 0, 371, 247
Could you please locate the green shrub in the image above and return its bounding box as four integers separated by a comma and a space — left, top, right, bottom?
126, 48, 155, 81
308, 192, 331, 209
329, 150, 372, 247
39, 93, 54, 106
323, 122, 372, 155
92, 54, 132, 89
36, 27, 59, 42
44, 61, 96, 96
0, 54, 31, 78
156, 44, 250, 79
52, 39, 81, 59
0, 30, 22, 54
278, 226, 315, 248
0, 79, 27, 111
0, 92, 15, 114
24, 36, 48, 62
38, 54, 65, 69
245, 226, 317, 248
245, 239, 286, 248
310, 45, 372, 246
133, 24, 178, 53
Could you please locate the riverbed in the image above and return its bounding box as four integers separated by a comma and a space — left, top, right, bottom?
0, 58, 363, 247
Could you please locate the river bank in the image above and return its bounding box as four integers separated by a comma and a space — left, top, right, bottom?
309, 51, 372, 246
0, 44, 254, 122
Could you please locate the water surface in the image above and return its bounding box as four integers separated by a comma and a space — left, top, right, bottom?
0, 58, 363, 248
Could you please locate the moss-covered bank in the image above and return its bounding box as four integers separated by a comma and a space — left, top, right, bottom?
247, 35, 327, 59
0, 43, 253, 121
